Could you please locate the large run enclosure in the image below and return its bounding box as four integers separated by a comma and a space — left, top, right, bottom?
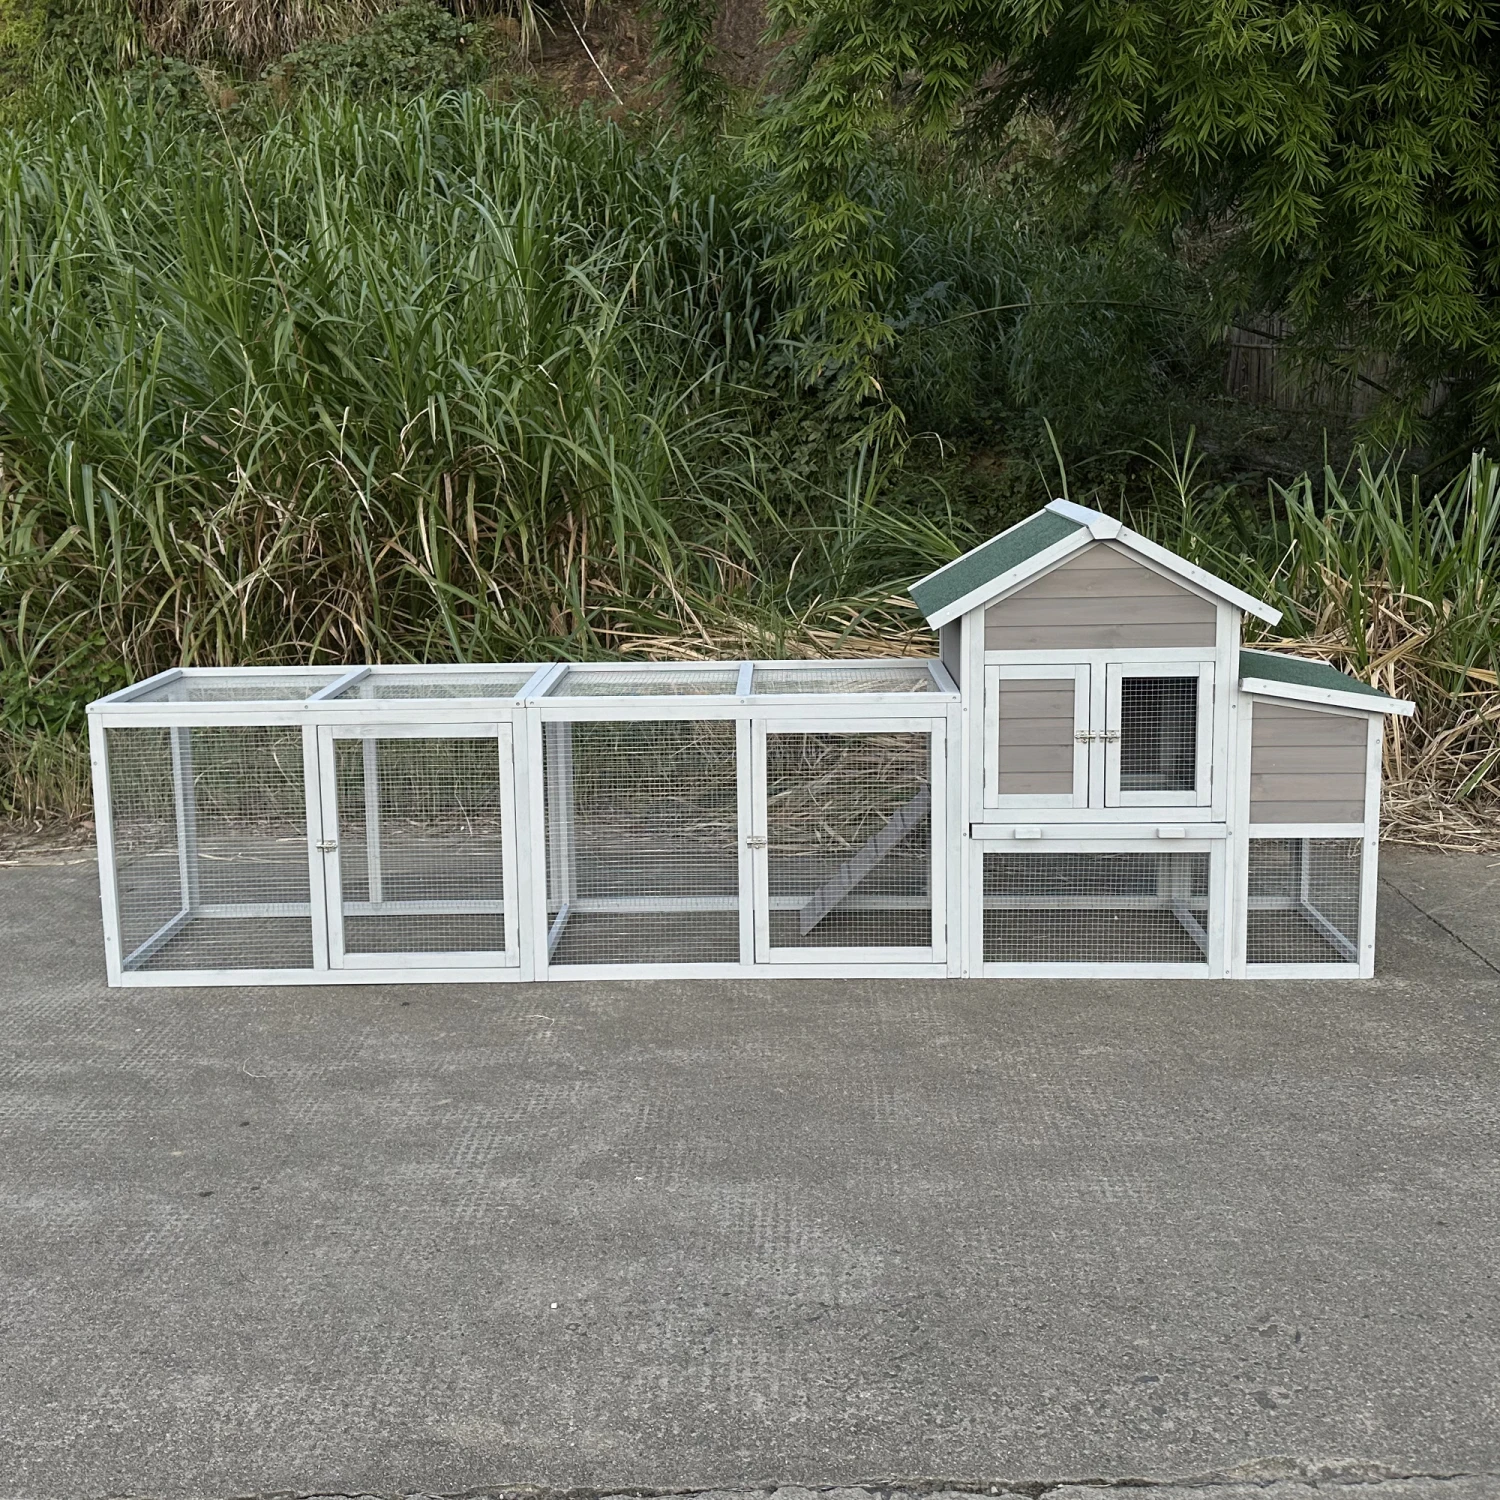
89, 662, 959, 985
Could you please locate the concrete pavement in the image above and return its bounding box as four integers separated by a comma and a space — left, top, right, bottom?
0, 848, 1497, 1499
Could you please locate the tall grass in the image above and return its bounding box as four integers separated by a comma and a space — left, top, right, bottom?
2, 84, 1494, 844
1136, 444, 1500, 847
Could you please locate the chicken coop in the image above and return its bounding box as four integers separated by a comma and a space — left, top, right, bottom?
88, 500, 1412, 986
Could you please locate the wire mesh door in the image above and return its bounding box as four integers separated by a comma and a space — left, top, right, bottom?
1104, 662, 1215, 807
317, 724, 518, 969
753, 720, 941, 964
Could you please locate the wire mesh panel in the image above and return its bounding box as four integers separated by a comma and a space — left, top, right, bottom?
544, 719, 740, 965
754, 664, 938, 695
331, 734, 510, 957
106, 724, 313, 971
132, 673, 342, 703
983, 851, 1212, 966
1119, 676, 1199, 791
550, 668, 741, 697
1246, 838, 1362, 964
335, 672, 531, 700
763, 731, 934, 952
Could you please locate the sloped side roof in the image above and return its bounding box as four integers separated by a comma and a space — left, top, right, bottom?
1239, 648, 1412, 714
1239, 649, 1387, 699
910, 509, 1084, 623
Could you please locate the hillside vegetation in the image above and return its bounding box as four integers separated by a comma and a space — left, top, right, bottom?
0, 19, 1496, 846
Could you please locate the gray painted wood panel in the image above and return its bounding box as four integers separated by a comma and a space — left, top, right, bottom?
995, 677, 1074, 795
985, 543, 1218, 650
1250, 701, 1368, 824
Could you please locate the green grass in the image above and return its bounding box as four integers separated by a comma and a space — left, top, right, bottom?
0, 82, 1495, 838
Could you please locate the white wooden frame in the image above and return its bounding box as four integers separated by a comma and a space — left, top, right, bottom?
1103, 659, 1216, 809
981, 663, 1090, 811
972, 834, 1227, 979
1229, 694, 1383, 980
315, 721, 521, 972
750, 715, 947, 967
85, 623, 1395, 987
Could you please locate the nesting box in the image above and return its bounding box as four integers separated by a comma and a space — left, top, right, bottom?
87, 501, 1410, 986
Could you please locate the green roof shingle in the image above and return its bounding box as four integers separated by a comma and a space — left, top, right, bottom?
910, 509, 1084, 622
1239, 648, 1389, 701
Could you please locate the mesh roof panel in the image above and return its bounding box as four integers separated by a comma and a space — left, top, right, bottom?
133, 673, 343, 703
335, 672, 531, 700
551, 668, 741, 697
753, 663, 938, 695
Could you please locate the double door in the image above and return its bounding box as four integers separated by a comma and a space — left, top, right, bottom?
313, 723, 519, 970
984, 661, 1215, 812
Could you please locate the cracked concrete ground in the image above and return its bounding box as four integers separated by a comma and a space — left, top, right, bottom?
0, 849, 1497, 1500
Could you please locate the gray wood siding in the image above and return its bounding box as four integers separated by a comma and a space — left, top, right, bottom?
984, 543, 1218, 650
995, 678, 1075, 795
1249, 701, 1368, 824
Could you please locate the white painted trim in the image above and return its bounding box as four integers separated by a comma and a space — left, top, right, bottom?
116, 965, 528, 987
307, 666, 370, 702
546, 961, 952, 982
1361, 715, 1384, 978
1103, 659, 1215, 809
1240, 676, 1413, 716
921, 528, 1096, 629
1243, 963, 1363, 980
981, 663, 1091, 811
1045, 497, 1122, 539
969, 822, 1229, 842
1110, 523, 1282, 624
89, 718, 125, 986
982, 962, 1212, 979
1245, 822, 1368, 838
90, 667, 184, 708
920, 498, 1280, 628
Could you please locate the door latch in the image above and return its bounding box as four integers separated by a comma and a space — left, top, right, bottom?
317, 839, 338, 852
745, 835, 767, 849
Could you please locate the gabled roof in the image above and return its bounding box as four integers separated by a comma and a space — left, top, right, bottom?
910, 499, 1282, 630
1240, 649, 1414, 716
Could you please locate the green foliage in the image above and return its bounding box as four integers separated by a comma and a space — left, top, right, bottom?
650, 0, 728, 134
671, 0, 1500, 446
263, 2, 481, 97
0, 0, 138, 119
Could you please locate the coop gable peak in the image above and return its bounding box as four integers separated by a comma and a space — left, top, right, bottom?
910, 498, 1282, 630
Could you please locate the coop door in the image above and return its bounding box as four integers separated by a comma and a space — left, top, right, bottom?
750, 720, 943, 965
315, 724, 518, 969
1103, 662, 1215, 808
983, 664, 1091, 810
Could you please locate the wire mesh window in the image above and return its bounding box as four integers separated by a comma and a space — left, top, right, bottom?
550, 668, 741, 697
333, 735, 507, 955
754, 664, 937, 695
983, 851, 1211, 965
765, 732, 933, 949
544, 719, 740, 964
106, 724, 313, 971
1120, 676, 1199, 792
1246, 838, 1362, 964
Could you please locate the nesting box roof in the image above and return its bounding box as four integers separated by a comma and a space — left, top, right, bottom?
1240, 649, 1414, 716
910, 499, 1282, 629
